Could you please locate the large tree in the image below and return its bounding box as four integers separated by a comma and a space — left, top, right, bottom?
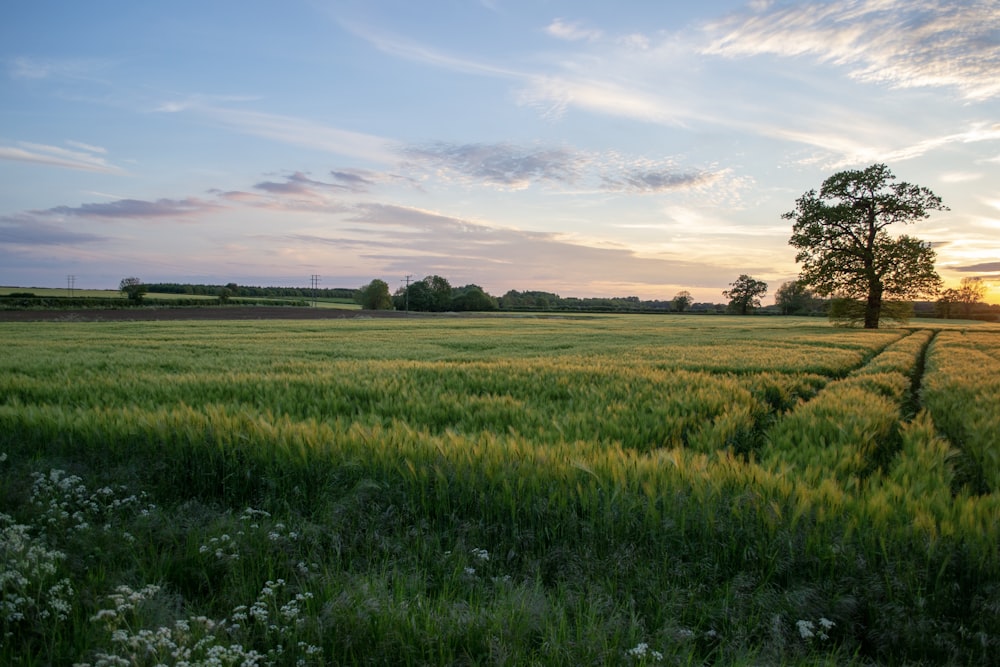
723, 274, 767, 315
784, 163, 945, 329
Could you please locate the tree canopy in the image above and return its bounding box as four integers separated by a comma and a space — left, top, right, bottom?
671, 290, 693, 313
785, 163, 945, 328
936, 277, 987, 319
723, 275, 767, 315
356, 279, 393, 310
774, 280, 821, 316
118, 277, 147, 303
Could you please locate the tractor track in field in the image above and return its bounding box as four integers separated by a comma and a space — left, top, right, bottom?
907, 329, 937, 419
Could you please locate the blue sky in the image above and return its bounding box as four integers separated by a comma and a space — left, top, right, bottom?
2, 0, 998, 303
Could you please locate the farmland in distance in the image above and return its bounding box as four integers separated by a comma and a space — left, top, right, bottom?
1, 315, 998, 665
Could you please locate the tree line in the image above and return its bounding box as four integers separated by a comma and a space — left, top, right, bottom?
141, 282, 356, 300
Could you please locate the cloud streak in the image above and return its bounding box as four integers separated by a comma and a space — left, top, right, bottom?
0, 215, 108, 245
43, 198, 217, 220
402, 141, 727, 195
703, 0, 1000, 100
0, 141, 123, 174
194, 107, 398, 163
546, 19, 604, 42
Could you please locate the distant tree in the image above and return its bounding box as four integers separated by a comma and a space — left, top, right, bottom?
119, 277, 147, 303
957, 277, 986, 318
425, 275, 453, 311
774, 280, 819, 315
671, 290, 693, 313
396, 280, 430, 311
217, 286, 233, 304
356, 279, 393, 310
452, 284, 498, 311
723, 275, 768, 315
393, 275, 453, 312
785, 163, 945, 329
935, 288, 960, 319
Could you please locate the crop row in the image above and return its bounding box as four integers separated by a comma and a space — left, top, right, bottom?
921, 331, 1000, 493
760, 329, 933, 489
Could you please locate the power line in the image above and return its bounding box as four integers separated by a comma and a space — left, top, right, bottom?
403, 274, 412, 314
310, 274, 321, 307
67, 275, 76, 297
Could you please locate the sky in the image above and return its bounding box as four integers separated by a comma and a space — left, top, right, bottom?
2, 0, 999, 304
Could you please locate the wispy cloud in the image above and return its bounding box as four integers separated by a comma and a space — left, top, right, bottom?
517, 73, 690, 125
250, 168, 416, 202
609, 168, 724, 193
703, 0, 1000, 100
6, 55, 111, 81
254, 172, 338, 197
43, 197, 216, 220
0, 141, 123, 174
338, 20, 520, 79
546, 19, 604, 42
194, 107, 398, 163
402, 140, 730, 196
403, 142, 583, 190
0, 215, 108, 245
955, 261, 1000, 274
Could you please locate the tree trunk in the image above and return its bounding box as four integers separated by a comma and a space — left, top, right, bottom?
864, 285, 882, 329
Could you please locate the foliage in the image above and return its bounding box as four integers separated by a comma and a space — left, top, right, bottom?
921, 330, 1000, 493
355, 279, 394, 310
394, 275, 453, 312
936, 277, 987, 319
118, 277, 147, 303
451, 284, 498, 311
723, 275, 767, 315
785, 163, 945, 329
672, 290, 693, 312
1, 316, 999, 664
143, 282, 357, 300
775, 280, 821, 316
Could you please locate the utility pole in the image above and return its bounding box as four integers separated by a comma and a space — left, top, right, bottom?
310, 274, 321, 307
403, 274, 412, 314
67, 275, 75, 298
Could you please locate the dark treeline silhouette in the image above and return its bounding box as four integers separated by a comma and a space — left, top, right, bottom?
46, 279, 994, 320
144, 283, 356, 300
496, 290, 726, 313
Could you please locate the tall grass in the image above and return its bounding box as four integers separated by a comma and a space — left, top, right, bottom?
1, 316, 998, 664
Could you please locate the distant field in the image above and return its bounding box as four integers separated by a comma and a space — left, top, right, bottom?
0, 285, 122, 299
1, 315, 997, 665
0, 286, 361, 309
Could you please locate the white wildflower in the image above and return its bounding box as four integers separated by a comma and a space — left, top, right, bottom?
626, 642, 663, 661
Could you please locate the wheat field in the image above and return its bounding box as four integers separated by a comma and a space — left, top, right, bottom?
1, 315, 997, 665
